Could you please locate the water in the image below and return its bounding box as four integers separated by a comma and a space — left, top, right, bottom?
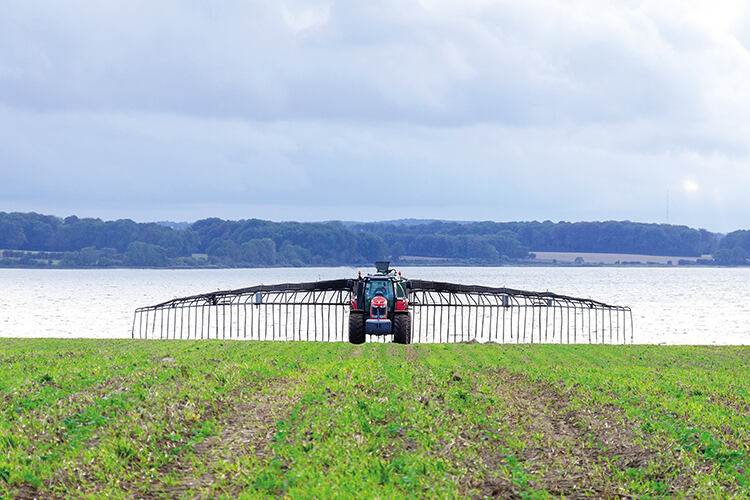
0, 266, 748, 344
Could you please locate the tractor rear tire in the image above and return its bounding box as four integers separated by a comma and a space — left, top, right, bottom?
393, 312, 412, 344
348, 311, 366, 344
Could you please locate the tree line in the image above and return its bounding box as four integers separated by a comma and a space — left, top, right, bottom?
0, 211, 746, 268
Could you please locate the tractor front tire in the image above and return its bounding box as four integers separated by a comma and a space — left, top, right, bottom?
393, 312, 412, 344
348, 311, 366, 344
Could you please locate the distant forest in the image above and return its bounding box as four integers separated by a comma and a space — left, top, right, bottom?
0, 211, 748, 268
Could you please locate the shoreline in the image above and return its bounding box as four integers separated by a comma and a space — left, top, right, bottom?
0, 261, 744, 270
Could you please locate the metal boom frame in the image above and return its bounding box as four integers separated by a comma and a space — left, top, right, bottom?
132, 278, 633, 343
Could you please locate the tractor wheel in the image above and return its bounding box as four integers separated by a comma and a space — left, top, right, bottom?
348, 311, 365, 344
393, 312, 412, 344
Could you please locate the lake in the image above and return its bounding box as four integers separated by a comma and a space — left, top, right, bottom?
1, 266, 748, 344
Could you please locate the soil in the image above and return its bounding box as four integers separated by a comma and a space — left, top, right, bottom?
155, 379, 300, 498
460, 369, 688, 498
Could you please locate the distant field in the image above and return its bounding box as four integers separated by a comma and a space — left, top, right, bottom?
532, 251, 708, 265
0, 340, 748, 498
399, 255, 450, 262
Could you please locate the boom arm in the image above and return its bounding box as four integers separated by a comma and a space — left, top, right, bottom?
132, 278, 632, 343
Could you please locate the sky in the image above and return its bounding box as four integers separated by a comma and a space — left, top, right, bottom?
1, 1, 750, 232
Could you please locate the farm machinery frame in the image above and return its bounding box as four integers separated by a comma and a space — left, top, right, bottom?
132, 262, 633, 344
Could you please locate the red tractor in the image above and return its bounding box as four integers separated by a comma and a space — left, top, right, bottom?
348, 261, 411, 344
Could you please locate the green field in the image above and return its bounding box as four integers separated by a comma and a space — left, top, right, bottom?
0, 340, 748, 498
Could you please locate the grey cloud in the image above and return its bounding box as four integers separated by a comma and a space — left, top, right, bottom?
1, 1, 750, 232
0, 1, 713, 126
2, 105, 746, 229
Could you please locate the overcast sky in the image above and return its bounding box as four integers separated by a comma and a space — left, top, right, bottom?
2, 1, 750, 231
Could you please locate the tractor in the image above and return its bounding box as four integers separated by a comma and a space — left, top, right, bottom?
348, 261, 411, 344
134, 260, 634, 344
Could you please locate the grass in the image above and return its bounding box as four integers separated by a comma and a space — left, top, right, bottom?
0, 340, 748, 498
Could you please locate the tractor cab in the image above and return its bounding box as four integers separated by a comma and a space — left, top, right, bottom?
365, 278, 394, 318
352, 262, 407, 317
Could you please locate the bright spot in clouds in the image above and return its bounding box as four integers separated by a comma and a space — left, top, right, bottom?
682, 179, 699, 193
1, 1, 750, 231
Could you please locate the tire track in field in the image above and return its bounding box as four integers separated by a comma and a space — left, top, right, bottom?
403, 344, 420, 365
439, 347, 675, 496
348, 344, 364, 358
153, 378, 301, 499
467, 368, 694, 498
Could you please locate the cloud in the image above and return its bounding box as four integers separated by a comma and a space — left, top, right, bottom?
1, 1, 750, 231
682, 179, 699, 193
0, 0, 721, 125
